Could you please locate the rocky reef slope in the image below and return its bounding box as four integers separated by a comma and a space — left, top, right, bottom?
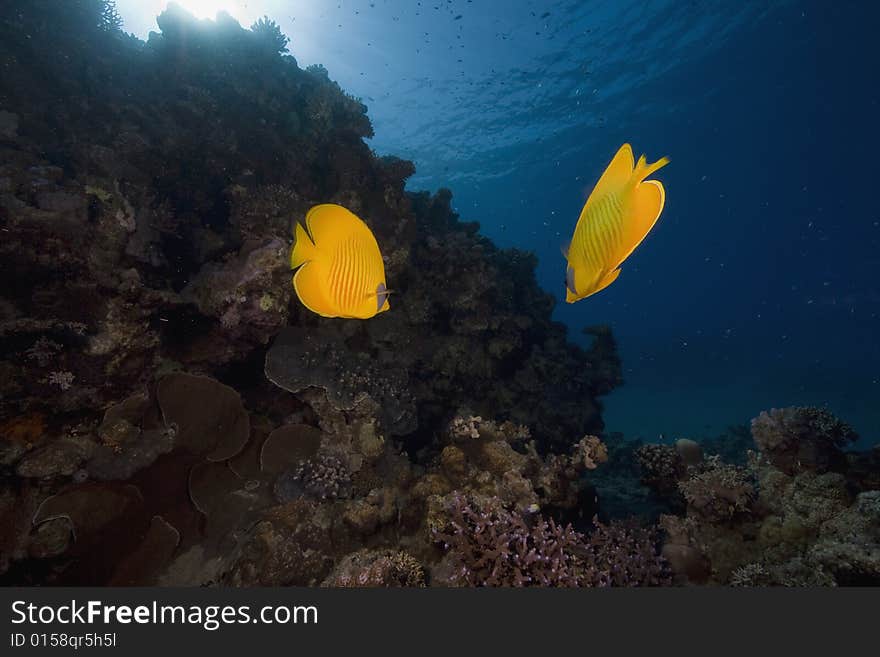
0, 2, 626, 585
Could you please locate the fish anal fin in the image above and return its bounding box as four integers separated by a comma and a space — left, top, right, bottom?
614, 179, 665, 267
293, 263, 336, 318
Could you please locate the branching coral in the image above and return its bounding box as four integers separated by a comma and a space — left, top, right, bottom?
678, 457, 755, 522
580, 520, 672, 587
432, 493, 585, 587
432, 493, 669, 587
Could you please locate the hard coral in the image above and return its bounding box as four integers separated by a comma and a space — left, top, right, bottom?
433, 493, 585, 587
678, 457, 755, 522
0, 0, 629, 587
751, 406, 857, 474
635, 444, 685, 498
322, 549, 426, 587
275, 454, 352, 501
265, 324, 417, 437
654, 408, 878, 586
432, 493, 669, 587
581, 520, 673, 587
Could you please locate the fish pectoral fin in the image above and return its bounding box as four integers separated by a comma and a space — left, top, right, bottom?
614, 179, 665, 267
293, 263, 336, 318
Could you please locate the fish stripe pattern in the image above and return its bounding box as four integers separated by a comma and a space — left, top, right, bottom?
290, 204, 390, 319
563, 143, 668, 303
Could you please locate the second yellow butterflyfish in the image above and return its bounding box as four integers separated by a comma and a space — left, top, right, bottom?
564, 143, 669, 302
290, 204, 390, 319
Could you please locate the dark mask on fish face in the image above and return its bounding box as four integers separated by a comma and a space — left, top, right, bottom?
565, 265, 577, 296
376, 282, 389, 311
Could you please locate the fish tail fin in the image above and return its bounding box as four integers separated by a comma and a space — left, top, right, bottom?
633, 153, 670, 184
291, 221, 317, 269
615, 179, 666, 267
610, 152, 668, 268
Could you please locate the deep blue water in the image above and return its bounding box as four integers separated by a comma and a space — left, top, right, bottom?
119, 0, 880, 444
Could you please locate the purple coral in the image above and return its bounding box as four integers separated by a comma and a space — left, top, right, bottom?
433, 493, 670, 587
580, 521, 673, 587
434, 493, 584, 586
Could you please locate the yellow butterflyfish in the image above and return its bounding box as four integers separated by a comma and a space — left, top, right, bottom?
564, 143, 669, 302
290, 204, 390, 319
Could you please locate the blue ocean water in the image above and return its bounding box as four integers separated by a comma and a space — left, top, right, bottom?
119, 0, 880, 445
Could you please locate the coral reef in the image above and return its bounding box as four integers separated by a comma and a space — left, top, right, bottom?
0, 4, 874, 589
275, 454, 352, 501
431, 492, 670, 587
646, 406, 879, 586
677, 457, 755, 523
321, 549, 426, 587
431, 492, 587, 587
635, 444, 686, 500
751, 406, 858, 474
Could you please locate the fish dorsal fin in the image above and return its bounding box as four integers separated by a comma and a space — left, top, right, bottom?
583, 143, 634, 213
291, 221, 317, 269
561, 240, 571, 259
305, 204, 367, 250
613, 179, 665, 268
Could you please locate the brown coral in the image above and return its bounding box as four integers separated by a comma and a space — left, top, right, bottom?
678, 457, 755, 522
322, 549, 426, 587
751, 406, 857, 474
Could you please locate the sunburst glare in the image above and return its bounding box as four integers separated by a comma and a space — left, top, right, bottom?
173, 0, 241, 20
